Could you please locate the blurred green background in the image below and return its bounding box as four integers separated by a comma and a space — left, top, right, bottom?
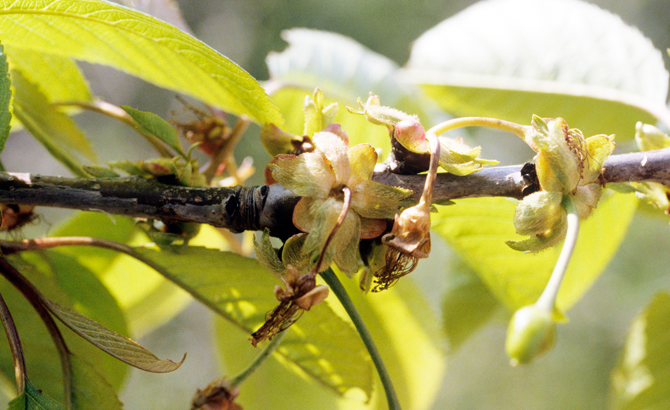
2, 0, 670, 409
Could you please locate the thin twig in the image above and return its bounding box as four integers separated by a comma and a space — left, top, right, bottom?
0, 290, 26, 395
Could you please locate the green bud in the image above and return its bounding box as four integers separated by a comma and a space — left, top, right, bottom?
505, 305, 556, 366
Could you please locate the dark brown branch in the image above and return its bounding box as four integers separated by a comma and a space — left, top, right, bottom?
1, 148, 669, 236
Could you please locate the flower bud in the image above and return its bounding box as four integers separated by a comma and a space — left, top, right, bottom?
394, 120, 428, 153
505, 305, 556, 366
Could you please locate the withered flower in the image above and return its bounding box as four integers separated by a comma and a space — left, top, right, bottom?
251, 232, 329, 346
191, 378, 242, 410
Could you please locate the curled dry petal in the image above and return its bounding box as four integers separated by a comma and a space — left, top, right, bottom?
382, 201, 431, 259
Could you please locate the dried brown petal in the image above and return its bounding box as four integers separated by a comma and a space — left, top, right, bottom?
371, 247, 419, 292
382, 202, 431, 259
191, 378, 242, 410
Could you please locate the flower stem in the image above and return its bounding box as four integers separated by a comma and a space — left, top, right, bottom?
0, 290, 26, 395
536, 196, 580, 312
427, 117, 529, 141
228, 330, 285, 388
319, 268, 401, 410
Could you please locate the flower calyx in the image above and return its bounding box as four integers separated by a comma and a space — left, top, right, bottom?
508, 116, 615, 252
269, 131, 411, 273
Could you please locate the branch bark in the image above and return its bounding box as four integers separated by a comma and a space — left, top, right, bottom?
1, 148, 669, 237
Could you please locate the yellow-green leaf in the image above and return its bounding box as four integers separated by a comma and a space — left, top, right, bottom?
405, 0, 670, 139
132, 245, 373, 398
120, 105, 186, 157
432, 192, 638, 312
611, 292, 670, 410
0, 0, 282, 126
11, 69, 92, 176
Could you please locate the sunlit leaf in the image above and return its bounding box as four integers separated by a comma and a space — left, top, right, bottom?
0, 0, 282, 126
266, 29, 435, 158
10, 69, 91, 176
132, 245, 373, 398
215, 271, 446, 410
441, 260, 501, 352
7, 378, 65, 410
43, 297, 185, 373
432, 192, 638, 312
405, 0, 670, 139
0, 44, 11, 155
611, 292, 670, 410
5, 46, 92, 104
120, 106, 186, 157
69, 354, 123, 410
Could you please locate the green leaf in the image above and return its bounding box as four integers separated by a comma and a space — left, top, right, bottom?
5, 46, 92, 105
69, 354, 122, 410
432, 192, 638, 312
10, 69, 91, 176
215, 272, 446, 410
441, 260, 501, 352
120, 106, 186, 157
7, 378, 65, 410
49, 212, 193, 337
611, 292, 670, 410
266, 29, 434, 158
0, 0, 282, 126
0, 44, 11, 155
405, 0, 670, 139
132, 245, 373, 398
42, 297, 185, 373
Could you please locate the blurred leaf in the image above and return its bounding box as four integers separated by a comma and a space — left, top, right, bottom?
11, 69, 92, 176
405, 0, 670, 139
120, 106, 186, 157
0, 0, 282, 126
7, 378, 65, 410
441, 260, 501, 352
69, 354, 123, 410
432, 192, 638, 312
611, 292, 670, 410
0, 44, 10, 156
266, 29, 436, 158
132, 245, 372, 398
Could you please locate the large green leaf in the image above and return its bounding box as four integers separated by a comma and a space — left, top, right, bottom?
215, 272, 446, 410
7, 378, 65, 410
405, 0, 670, 139
266, 29, 435, 158
0, 44, 11, 156
132, 245, 372, 398
49, 212, 193, 337
611, 292, 670, 410
0, 0, 282, 126
69, 354, 122, 410
10, 69, 91, 176
432, 192, 638, 312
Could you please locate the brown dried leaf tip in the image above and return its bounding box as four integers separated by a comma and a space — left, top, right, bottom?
191, 378, 242, 410
250, 266, 329, 347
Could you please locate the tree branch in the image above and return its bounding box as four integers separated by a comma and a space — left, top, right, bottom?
1, 148, 669, 236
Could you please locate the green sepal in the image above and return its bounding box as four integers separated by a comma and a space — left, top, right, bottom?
121, 105, 187, 158
303, 88, 338, 136
254, 229, 285, 278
